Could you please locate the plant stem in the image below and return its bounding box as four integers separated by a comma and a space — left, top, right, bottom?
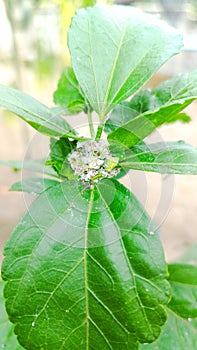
95, 115, 105, 140
95, 124, 104, 140
87, 110, 95, 138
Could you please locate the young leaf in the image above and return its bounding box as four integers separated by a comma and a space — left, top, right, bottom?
53, 67, 86, 114
140, 310, 197, 350
0, 84, 80, 139
167, 264, 197, 319
108, 70, 197, 147
0, 279, 24, 350
49, 137, 77, 178
2, 179, 170, 349
10, 178, 60, 194
68, 5, 182, 116
119, 141, 197, 175
0, 159, 58, 177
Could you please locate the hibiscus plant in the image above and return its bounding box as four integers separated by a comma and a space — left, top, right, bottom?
0, 4, 197, 350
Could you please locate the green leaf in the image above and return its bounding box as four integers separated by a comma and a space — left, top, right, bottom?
105, 102, 139, 134
140, 310, 197, 350
167, 264, 197, 319
0, 279, 24, 349
10, 178, 60, 194
140, 263, 197, 349
105, 90, 191, 134
49, 137, 77, 179
0, 159, 58, 177
165, 112, 191, 124
119, 141, 197, 174
108, 71, 197, 147
68, 5, 182, 116
2, 179, 170, 349
0, 84, 80, 139
53, 67, 86, 114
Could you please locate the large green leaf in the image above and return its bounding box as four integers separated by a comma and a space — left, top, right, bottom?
2, 179, 170, 349
68, 5, 182, 116
53, 67, 86, 114
140, 263, 197, 349
10, 178, 60, 194
140, 310, 197, 350
119, 141, 197, 174
108, 71, 197, 147
0, 84, 80, 139
0, 279, 24, 349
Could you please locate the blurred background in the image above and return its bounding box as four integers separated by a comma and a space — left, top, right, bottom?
0, 0, 197, 263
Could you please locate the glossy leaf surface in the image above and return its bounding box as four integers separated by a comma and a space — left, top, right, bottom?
119, 141, 197, 174
0, 280, 24, 350
2, 179, 170, 349
108, 71, 197, 147
53, 67, 86, 114
68, 5, 182, 116
0, 84, 79, 139
10, 178, 60, 194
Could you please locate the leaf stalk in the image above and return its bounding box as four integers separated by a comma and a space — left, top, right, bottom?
87, 110, 95, 138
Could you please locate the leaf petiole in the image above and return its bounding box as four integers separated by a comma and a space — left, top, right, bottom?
95, 115, 105, 140
87, 109, 95, 138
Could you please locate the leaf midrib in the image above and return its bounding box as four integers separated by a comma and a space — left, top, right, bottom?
108, 99, 193, 139
102, 21, 127, 115
165, 77, 197, 103
84, 189, 94, 350
121, 161, 197, 168
108, 41, 156, 111
0, 95, 76, 137
87, 17, 100, 110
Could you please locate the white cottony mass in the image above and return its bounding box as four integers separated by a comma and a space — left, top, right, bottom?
68, 139, 120, 184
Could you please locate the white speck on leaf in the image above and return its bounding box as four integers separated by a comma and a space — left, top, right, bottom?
32, 321, 35, 327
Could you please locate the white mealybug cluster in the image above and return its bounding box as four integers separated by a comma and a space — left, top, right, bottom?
68, 140, 120, 184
